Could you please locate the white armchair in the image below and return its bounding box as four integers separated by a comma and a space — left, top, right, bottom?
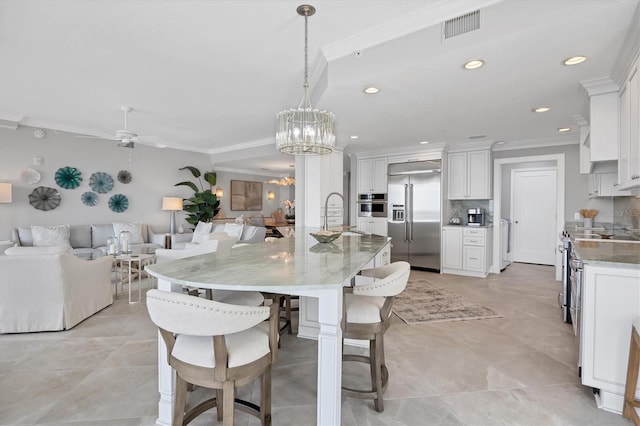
0, 247, 113, 333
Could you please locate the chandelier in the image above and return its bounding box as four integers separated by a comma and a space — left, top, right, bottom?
276, 4, 335, 155
266, 176, 296, 186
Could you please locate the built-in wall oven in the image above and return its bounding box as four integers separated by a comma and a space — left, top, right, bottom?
357, 193, 387, 217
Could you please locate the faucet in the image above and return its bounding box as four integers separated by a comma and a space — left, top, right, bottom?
323, 192, 344, 231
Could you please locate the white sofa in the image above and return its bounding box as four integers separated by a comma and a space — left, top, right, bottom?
155, 236, 237, 260
0, 246, 113, 333
170, 224, 266, 249
11, 223, 164, 258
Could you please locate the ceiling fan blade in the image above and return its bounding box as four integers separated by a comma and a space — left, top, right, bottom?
75, 133, 118, 140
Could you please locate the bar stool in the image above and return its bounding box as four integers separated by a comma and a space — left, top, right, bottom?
341, 261, 410, 412
623, 319, 640, 425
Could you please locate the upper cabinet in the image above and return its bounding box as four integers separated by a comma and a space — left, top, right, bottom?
588, 172, 631, 198
590, 91, 619, 162
447, 149, 492, 200
618, 58, 640, 190
357, 158, 388, 194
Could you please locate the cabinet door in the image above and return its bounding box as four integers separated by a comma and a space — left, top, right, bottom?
372, 158, 388, 193
619, 83, 630, 184
447, 152, 467, 200
442, 227, 462, 269
467, 150, 491, 199
358, 159, 373, 193
463, 245, 485, 271
357, 218, 372, 234
371, 218, 388, 236
629, 63, 640, 186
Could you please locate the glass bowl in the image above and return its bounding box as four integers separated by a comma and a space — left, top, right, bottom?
310, 231, 342, 244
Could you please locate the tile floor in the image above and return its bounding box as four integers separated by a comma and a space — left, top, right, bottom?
0, 263, 632, 425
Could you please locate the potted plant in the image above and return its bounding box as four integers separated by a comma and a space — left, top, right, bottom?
175, 166, 220, 227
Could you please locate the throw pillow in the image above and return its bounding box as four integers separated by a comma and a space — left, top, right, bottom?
191, 221, 213, 244
113, 222, 144, 244
223, 223, 244, 242
31, 225, 71, 249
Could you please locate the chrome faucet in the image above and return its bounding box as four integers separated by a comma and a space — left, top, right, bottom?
323, 192, 344, 231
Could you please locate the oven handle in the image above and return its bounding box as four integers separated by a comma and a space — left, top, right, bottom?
570, 258, 583, 271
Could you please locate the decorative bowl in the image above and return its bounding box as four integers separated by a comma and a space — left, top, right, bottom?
310, 230, 342, 244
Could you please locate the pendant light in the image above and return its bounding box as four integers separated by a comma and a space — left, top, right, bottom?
276, 4, 335, 155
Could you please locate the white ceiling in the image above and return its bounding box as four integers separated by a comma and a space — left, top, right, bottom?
1, 0, 638, 175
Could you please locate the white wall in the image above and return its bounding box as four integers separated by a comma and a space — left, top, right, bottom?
0, 125, 215, 240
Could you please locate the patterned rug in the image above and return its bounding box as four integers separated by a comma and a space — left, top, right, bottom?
393, 279, 503, 324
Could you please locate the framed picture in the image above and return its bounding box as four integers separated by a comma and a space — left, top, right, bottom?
230, 180, 263, 211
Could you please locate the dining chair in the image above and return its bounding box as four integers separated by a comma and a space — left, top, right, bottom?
147, 289, 279, 426
342, 261, 410, 412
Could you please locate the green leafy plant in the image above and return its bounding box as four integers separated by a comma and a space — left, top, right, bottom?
175, 166, 220, 226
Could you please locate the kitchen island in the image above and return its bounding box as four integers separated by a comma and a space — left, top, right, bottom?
146, 229, 391, 426
570, 238, 640, 416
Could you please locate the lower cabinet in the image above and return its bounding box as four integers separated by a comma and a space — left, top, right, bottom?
357, 217, 388, 236
442, 226, 492, 277
581, 264, 640, 414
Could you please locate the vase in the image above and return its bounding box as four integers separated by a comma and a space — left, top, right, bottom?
583, 218, 593, 229
178, 224, 185, 234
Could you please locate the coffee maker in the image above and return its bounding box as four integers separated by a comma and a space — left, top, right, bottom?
467, 208, 485, 226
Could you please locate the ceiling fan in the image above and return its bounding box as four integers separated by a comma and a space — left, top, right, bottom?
76, 106, 162, 148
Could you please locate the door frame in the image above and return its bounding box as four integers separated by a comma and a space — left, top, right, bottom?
492, 154, 565, 280
510, 167, 557, 265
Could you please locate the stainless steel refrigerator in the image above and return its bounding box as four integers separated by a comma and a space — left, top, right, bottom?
388, 160, 441, 270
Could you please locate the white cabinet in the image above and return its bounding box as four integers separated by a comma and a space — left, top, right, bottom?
581, 264, 640, 414
357, 158, 388, 194
447, 150, 491, 200
442, 226, 492, 277
589, 91, 619, 162
357, 217, 387, 236
588, 172, 631, 197
442, 226, 463, 269
618, 59, 640, 190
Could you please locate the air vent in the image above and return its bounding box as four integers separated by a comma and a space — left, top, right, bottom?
443, 10, 480, 39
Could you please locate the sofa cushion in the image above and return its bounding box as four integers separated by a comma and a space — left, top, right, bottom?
16, 227, 34, 246
69, 225, 92, 249
192, 221, 213, 244
113, 222, 144, 244
91, 224, 116, 249
223, 223, 244, 242
5, 246, 70, 256
31, 225, 71, 249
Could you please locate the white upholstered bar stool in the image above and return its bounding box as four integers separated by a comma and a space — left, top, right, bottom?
623, 318, 640, 425
342, 261, 410, 412
147, 289, 278, 426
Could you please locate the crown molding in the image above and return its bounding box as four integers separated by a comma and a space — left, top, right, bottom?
350, 142, 447, 160
491, 135, 578, 152
580, 77, 619, 96
213, 165, 286, 179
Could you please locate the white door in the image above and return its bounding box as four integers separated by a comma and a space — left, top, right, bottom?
511, 168, 557, 265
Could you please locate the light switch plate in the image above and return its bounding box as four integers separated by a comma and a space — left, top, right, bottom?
33, 157, 42, 166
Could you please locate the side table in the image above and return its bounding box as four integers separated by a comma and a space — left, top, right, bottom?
115, 253, 156, 303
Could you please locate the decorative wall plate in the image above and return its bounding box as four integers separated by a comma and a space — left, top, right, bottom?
81, 191, 98, 206
55, 166, 83, 189
29, 186, 61, 211
117, 170, 132, 184
108, 194, 128, 213
21, 168, 41, 184
89, 172, 114, 193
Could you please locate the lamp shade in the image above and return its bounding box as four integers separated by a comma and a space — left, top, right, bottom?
162, 197, 183, 211
0, 183, 12, 203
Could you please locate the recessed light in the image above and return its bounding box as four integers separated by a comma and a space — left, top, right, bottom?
350, 135, 359, 139
463, 59, 484, 70
363, 86, 379, 94
563, 56, 586, 66
495, 141, 505, 145
419, 141, 429, 144
533, 107, 550, 113
558, 127, 571, 133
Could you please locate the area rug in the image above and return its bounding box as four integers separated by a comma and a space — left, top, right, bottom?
393, 279, 503, 324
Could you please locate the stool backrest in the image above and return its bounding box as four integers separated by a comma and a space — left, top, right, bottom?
354, 261, 410, 297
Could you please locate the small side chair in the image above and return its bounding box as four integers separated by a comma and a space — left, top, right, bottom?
342, 261, 410, 412
147, 289, 279, 426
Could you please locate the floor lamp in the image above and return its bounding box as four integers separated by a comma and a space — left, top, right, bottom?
162, 197, 183, 234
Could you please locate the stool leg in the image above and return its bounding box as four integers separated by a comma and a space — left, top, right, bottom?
261, 366, 272, 426
372, 334, 385, 412
222, 381, 235, 426
174, 375, 188, 426
623, 326, 640, 424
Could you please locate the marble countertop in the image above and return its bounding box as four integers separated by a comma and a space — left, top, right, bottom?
571, 239, 640, 268
146, 228, 391, 292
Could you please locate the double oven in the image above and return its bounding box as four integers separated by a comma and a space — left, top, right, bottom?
357, 193, 387, 218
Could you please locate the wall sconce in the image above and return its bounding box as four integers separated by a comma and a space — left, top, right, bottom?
215, 187, 224, 198
0, 183, 12, 203
267, 191, 275, 200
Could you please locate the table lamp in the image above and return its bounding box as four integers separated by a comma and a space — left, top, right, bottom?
0, 183, 12, 203
162, 197, 183, 234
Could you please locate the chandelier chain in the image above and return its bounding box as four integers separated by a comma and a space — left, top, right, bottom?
304, 14, 309, 88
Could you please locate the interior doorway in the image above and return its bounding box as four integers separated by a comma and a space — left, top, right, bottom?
510, 168, 557, 265
492, 154, 565, 280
